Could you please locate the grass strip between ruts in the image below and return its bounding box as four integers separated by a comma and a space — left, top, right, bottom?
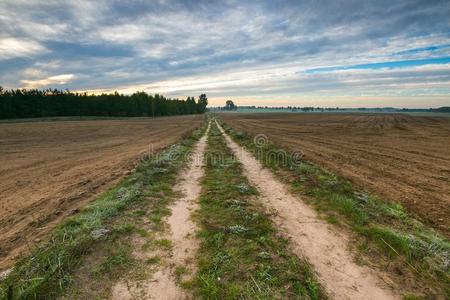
191, 120, 326, 299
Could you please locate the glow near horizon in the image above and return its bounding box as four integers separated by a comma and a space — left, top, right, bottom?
0, 0, 449, 108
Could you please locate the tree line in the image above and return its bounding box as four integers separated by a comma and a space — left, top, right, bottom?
0, 87, 208, 119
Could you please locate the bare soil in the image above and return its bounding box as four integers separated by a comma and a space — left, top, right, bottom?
216, 120, 400, 300
0, 115, 203, 271
219, 113, 450, 236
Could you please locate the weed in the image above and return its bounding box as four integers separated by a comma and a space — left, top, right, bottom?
145, 256, 161, 265
92, 244, 135, 278
133, 209, 147, 217
114, 222, 136, 234
175, 266, 188, 281
155, 239, 173, 250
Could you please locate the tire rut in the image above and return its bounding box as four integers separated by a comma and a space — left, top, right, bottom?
111, 122, 210, 300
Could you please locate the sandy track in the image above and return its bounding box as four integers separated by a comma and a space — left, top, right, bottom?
0, 115, 203, 271
216, 120, 399, 300
112, 122, 210, 300
219, 113, 450, 236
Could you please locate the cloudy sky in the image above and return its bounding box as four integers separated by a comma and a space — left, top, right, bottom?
0, 0, 449, 108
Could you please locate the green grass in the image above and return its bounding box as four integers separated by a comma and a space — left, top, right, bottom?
175, 266, 188, 282
220, 120, 450, 298
191, 121, 326, 299
155, 238, 173, 250
145, 256, 161, 265
91, 243, 135, 278
0, 122, 207, 299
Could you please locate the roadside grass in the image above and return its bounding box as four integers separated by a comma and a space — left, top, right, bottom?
90, 242, 135, 279
220, 120, 450, 298
191, 121, 326, 299
0, 121, 206, 299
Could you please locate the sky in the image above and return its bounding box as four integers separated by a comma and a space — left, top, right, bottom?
0, 0, 449, 108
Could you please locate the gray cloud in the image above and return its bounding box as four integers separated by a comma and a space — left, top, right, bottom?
0, 0, 449, 107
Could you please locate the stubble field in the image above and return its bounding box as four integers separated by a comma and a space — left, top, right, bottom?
0, 115, 203, 271
219, 113, 450, 237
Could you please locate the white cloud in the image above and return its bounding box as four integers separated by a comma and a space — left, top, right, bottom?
21, 74, 76, 88
22, 68, 46, 78
98, 24, 148, 43
0, 38, 46, 59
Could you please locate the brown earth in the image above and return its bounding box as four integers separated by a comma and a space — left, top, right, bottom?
219, 113, 450, 237
0, 115, 203, 271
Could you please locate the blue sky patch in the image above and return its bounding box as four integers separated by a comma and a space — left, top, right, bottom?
305, 57, 450, 73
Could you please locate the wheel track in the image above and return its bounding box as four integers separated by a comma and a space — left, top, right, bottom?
112, 121, 210, 300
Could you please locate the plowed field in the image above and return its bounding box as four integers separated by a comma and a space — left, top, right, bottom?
219, 113, 450, 236
0, 115, 203, 271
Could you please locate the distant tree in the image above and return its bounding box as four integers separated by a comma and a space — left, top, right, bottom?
196, 94, 208, 113
433, 106, 450, 112
224, 100, 237, 110
186, 96, 197, 114
0, 88, 206, 119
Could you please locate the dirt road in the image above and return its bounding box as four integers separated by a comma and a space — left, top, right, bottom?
219, 113, 450, 236
0, 115, 203, 271
216, 120, 399, 300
